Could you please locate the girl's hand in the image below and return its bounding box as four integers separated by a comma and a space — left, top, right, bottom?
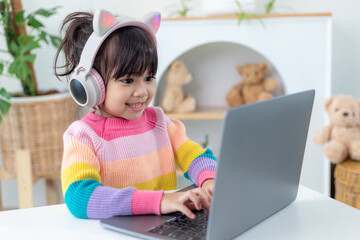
201, 179, 215, 196
161, 188, 211, 219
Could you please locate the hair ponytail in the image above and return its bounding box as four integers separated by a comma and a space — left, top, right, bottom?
54, 12, 93, 81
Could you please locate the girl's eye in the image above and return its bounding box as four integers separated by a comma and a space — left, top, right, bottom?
145, 76, 155, 82
121, 78, 134, 84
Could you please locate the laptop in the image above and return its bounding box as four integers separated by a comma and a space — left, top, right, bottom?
100, 89, 315, 240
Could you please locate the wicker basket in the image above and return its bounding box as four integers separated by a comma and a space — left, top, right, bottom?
334, 159, 360, 209
0, 92, 77, 177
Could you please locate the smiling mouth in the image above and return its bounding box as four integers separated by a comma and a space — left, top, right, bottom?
126, 102, 145, 111
127, 103, 142, 108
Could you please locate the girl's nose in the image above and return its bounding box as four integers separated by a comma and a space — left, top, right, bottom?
133, 82, 147, 97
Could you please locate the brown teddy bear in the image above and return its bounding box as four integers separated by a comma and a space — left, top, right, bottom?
160, 60, 196, 113
226, 62, 278, 107
314, 95, 360, 164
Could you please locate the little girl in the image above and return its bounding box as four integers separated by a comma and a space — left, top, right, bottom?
54, 9, 217, 220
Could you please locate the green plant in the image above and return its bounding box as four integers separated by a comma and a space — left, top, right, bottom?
0, 0, 61, 122
265, 0, 276, 14
166, 0, 192, 17
235, 0, 276, 26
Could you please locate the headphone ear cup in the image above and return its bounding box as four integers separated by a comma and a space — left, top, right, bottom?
69, 68, 105, 108
89, 68, 106, 106
69, 74, 88, 106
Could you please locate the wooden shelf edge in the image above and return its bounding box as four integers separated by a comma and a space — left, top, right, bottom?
163, 106, 229, 120
166, 112, 225, 120
163, 12, 332, 21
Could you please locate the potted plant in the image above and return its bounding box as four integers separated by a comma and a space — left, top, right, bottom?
0, 0, 75, 209
0, 0, 61, 109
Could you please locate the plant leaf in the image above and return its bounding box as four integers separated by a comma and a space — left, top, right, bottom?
18, 34, 26, 45
22, 54, 36, 63
9, 59, 31, 81
15, 10, 25, 24
18, 62, 31, 80
33, 6, 60, 18
266, 0, 276, 14
0, 62, 3, 74
9, 41, 19, 53
39, 31, 49, 44
27, 15, 44, 29
20, 36, 40, 54
34, 8, 54, 17
0, 88, 11, 122
237, 12, 246, 25
50, 35, 61, 48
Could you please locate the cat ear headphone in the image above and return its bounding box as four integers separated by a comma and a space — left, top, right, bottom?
69, 9, 161, 108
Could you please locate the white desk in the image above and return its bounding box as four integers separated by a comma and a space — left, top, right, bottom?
1, 186, 360, 240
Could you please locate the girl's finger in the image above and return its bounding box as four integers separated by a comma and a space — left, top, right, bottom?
176, 204, 196, 219
194, 188, 212, 208
206, 187, 213, 197
185, 202, 196, 210
186, 190, 203, 210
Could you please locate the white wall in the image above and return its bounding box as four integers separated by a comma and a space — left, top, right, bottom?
1, 0, 359, 209
275, 0, 360, 97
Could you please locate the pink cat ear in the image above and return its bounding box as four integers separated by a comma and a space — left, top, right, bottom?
141, 11, 161, 34
93, 9, 117, 36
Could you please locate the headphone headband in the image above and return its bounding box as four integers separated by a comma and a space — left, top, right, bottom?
77, 10, 160, 75
69, 9, 161, 108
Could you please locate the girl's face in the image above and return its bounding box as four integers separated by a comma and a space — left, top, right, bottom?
98, 71, 155, 120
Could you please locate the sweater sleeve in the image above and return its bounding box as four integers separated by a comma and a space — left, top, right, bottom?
166, 118, 217, 187
61, 122, 163, 219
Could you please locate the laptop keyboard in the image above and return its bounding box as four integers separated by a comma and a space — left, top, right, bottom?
147, 208, 208, 240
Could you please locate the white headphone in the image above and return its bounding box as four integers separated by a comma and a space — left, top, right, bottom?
69, 9, 161, 108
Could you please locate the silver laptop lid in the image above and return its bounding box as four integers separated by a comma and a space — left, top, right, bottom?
207, 90, 314, 240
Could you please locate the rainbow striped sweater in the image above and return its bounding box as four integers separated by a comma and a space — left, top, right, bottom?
61, 107, 217, 219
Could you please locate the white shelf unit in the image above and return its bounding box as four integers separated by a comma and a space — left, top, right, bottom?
154, 14, 332, 195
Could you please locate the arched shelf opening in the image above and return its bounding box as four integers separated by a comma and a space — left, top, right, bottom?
154, 41, 286, 119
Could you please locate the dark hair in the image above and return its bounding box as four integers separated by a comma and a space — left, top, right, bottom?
54, 11, 158, 86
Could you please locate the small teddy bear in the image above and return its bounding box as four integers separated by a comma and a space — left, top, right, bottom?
226, 62, 278, 107
314, 95, 360, 164
161, 60, 196, 113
